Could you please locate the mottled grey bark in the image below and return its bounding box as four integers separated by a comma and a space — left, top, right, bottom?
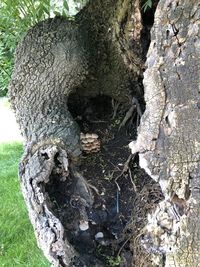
9, 0, 143, 150
130, 0, 200, 266
9, 0, 144, 266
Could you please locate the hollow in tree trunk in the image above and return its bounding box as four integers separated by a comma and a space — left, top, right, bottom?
9, 0, 200, 266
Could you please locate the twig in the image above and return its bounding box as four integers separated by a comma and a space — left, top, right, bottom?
128, 167, 137, 192
119, 105, 135, 129
118, 97, 142, 129
115, 154, 135, 191
87, 182, 100, 195
115, 179, 121, 192
116, 189, 120, 213
112, 99, 120, 119
117, 235, 133, 257
89, 120, 108, 123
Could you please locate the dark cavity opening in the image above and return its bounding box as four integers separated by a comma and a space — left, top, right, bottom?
67, 93, 145, 137
45, 2, 161, 266
140, 0, 160, 60
45, 93, 163, 266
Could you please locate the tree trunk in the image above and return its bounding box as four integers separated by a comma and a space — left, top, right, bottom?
9, 1, 145, 266
130, 0, 200, 266
8, 0, 200, 266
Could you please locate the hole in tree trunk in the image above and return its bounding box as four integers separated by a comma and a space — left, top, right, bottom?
44, 93, 164, 266
44, 2, 162, 265
9, 0, 170, 265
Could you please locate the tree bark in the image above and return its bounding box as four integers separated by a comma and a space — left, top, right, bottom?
9, 0, 200, 266
130, 0, 200, 266
9, 1, 144, 266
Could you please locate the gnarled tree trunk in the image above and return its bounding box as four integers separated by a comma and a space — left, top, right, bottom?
9, 0, 200, 266
9, 0, 145, 266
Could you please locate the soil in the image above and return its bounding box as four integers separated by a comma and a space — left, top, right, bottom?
45, 95, 163, 267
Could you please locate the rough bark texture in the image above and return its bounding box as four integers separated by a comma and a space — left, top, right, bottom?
9, 0, 143, 150
9, 0, 144, 266
19, 146, 76, 266
9, 0, 200, 265
130, 0, 200, 266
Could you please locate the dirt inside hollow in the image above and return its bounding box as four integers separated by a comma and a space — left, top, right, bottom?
45, 95, 164, 267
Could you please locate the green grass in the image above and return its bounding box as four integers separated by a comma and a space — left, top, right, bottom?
0, 142, 50, 267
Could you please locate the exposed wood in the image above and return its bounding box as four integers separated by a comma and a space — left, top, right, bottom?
130, 0, 200, 266
9, 0, 145, 266
19, 145, 76, 266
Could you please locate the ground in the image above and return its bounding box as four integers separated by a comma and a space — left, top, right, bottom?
45, 95, 164, 266
0, 96, 164, 266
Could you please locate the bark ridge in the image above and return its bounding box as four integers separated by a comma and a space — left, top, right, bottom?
130, 0, 200, 266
